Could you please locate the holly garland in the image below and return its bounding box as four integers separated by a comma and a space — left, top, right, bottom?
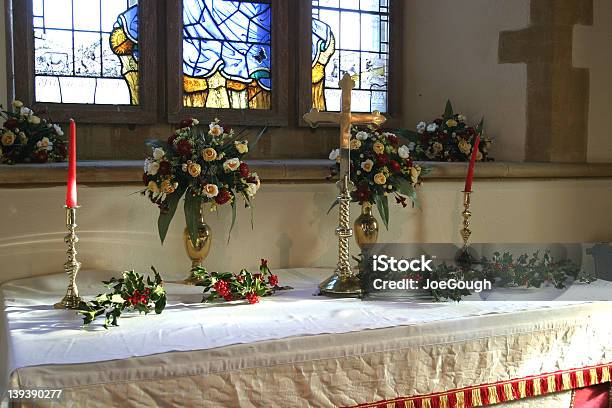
77, 267, 167, 329
191, 259, 288, 304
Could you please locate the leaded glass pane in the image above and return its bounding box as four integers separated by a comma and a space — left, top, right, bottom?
312, 0, 389, 112
33, 0, 139, 105
182, 0, 272, 110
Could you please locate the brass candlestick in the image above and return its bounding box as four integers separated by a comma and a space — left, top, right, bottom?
318, 174, 362, 297
54, 206, 83, 309
456, 191, 477, 267
460, 191, 472, 247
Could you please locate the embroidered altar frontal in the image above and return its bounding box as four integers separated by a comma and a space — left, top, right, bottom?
2, 269, 612, 407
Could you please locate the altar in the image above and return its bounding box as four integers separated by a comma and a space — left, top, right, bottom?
2, 268, 612, 407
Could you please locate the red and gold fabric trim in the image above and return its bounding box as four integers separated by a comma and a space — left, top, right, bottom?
348, 362, 612, 408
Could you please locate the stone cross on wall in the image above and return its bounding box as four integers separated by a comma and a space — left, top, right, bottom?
499, 0, 592, 162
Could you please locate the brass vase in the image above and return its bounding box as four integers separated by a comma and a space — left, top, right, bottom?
181, 203, 212, 284
354, 202, 379, 254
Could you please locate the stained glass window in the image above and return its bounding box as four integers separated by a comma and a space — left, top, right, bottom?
312, 0, 389, 113
33, 0, 139, 105
182, 0, 272, 109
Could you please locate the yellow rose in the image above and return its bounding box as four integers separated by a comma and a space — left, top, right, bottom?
1, 131, 16, 146
410, 166, 422, 184
204, 184, 219, 198
234, 141, 248, 154
373, 172, 386, 185
202, 147, 218, 161
446, 119, 458, 128
187, 162, 201, 177
458, 139, 472, 155
432, 142, 443, 154
147, 181, 159, 194
160, 179, 177, 194
373, 142, 385, 154
350, 139, 362, 150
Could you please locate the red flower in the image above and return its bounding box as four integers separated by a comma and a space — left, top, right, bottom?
220, 123, 232, 134
215, 189, 231, 205
167, 134, 178, 146
238, 162, 249, 178
246, 292, 259, 304
260, 259, 268, 268
268, 274, 279, 287
375, 154, 388, 167
353, 184, 371, 203
434, 118, 443, 126
176, 139, 192, 157
159, 161, 171, 175
405, 158, 413, 168
57, 142, 67, 159
180, 117, 196, 128
253, 274, 263, 281
4, 118, 19, 130
389, 160, 401, 173
31, 150, 48, 163
386, 134, 398, 146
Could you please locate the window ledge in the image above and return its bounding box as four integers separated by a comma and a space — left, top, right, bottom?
1, 160, 612, 186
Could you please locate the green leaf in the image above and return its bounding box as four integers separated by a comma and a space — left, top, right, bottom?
184, 190, 202, 247
376, 195, 389, 230
158, 184, 187, 244
444, 100, 454, 119
228, 198, 237, 243
397, 178, 420, 209
476, 117, 485, 136
327, 198, 340, 215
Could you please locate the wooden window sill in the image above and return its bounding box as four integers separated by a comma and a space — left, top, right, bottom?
1, 160, 612, 186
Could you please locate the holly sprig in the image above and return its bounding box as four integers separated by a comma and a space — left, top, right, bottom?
191, 259, 286, 304
77, 267, 167, 329
479, 251, 592, 289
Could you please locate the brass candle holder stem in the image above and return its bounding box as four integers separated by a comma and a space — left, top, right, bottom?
54, 206, 83, 309
460, 191, 472, 248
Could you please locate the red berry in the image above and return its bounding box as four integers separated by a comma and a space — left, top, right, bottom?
268, 274, 278, 287
246, 293, 259, 304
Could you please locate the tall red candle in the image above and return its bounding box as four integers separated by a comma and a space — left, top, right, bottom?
66, 119, 77, 208
464, 134, 480, 193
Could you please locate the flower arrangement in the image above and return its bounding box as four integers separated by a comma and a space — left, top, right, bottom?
77, 267, 167, 329
329, 126, 428, 228
0, 100, 66, 164
191, 259, 285, 304
397, 100, 492, 162
142, 118, 261, 244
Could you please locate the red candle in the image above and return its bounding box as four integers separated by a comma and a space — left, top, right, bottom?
464, 134, 480, 193
66, 119, 77, 208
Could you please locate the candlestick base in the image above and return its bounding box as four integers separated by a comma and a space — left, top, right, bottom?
54, 206, 83, 310
319, 272, 362, 298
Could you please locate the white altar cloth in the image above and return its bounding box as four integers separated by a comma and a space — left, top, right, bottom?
2, 268, 612, 407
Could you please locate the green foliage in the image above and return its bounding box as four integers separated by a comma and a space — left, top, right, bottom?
479, 251, 591, 289
157, 184, 186, 244
76, 267, 167, 329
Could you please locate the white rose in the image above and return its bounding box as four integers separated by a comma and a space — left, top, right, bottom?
416, 121, 427, 134
204, 184, 219, 198
223, 158, 240, 172
147, 161, 160, 175
361, 159, 374, 173
458, 114, 467, 122
12, 100, 23, 108
328, 148, 340, 161
355, 131, 369, 141
143, 158, 152, 172
53, 124, 64, 136
20, 107, 33, 117
28, 115, 41, 125
192, 118, 200, 125
36, 137, 53, 151
181, 163, 188, 172
152, 147, 165, 160
408, 142, 416, 151
398, 145, 411, 159
246, 183, 258, 197
426, 123, 438, 132
209, 123, 223, 137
